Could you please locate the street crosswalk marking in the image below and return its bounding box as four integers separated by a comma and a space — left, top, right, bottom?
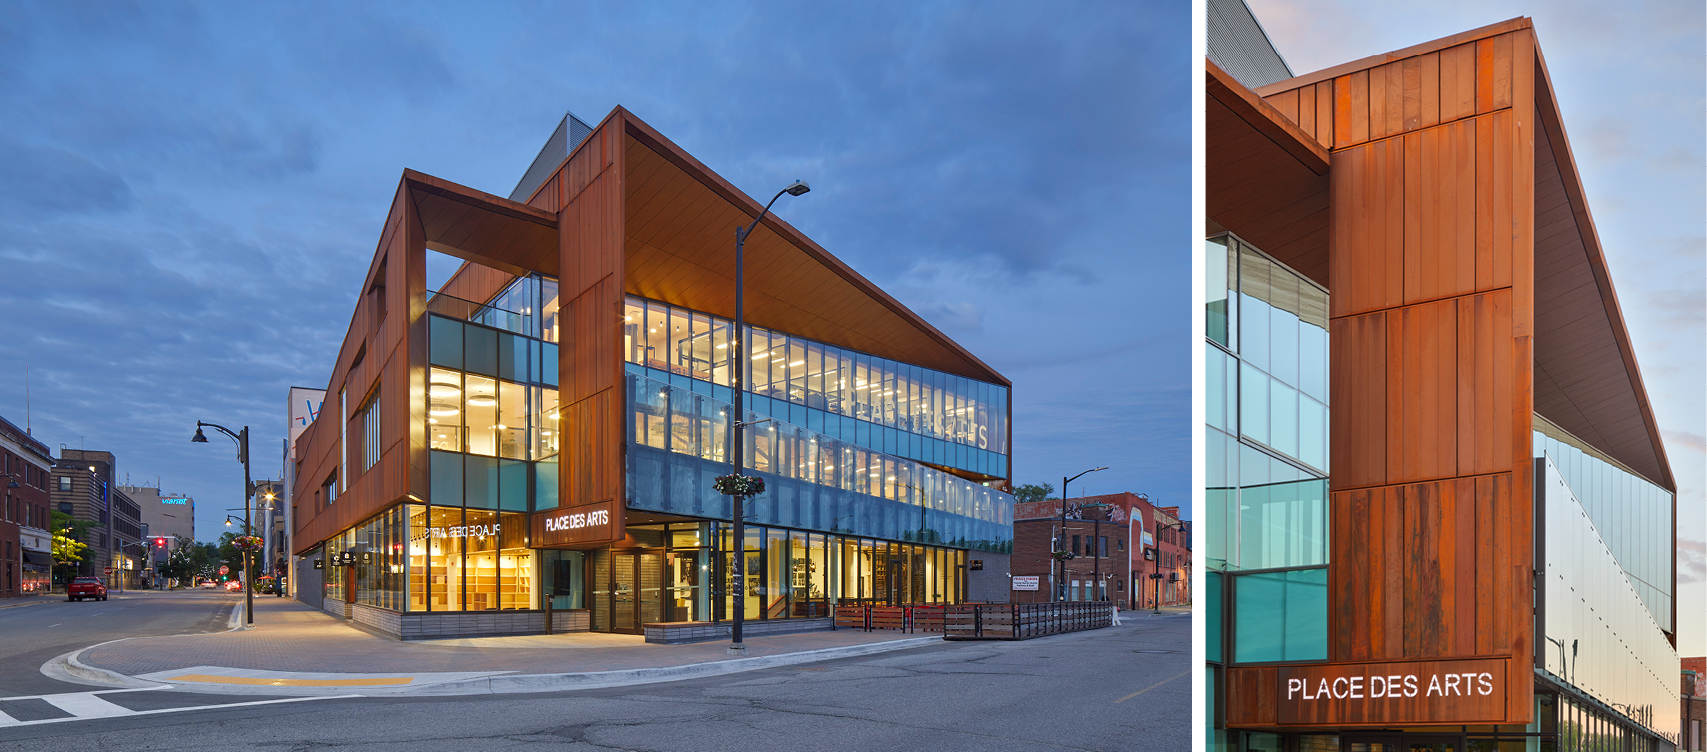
40, 692, 132, 718
0, 687, 357, 728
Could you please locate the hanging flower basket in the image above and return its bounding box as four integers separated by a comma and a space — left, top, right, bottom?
232, 535, 264, 552
1050, 550, 1077, 562
713, 474, 766, 498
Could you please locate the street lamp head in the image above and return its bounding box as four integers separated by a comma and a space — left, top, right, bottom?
191, 427, 209, 443
6, 479, 17, 489
224, 519, 232, 527
783, 180, 810, 196
1092, 466, 1109, 472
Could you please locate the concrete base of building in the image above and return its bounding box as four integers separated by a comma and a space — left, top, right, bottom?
645, 617, 834, 645
318, 599, 593, 640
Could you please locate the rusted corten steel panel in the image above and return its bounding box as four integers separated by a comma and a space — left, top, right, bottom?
1225, 21, 1542, 728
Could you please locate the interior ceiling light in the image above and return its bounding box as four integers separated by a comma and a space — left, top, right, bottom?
752, 354, 768, 360
493, 424, 508, 430
468, 397, 496, 406
427, 418, 439, 424
429, 384, 461, 398
429, 408, 460, 416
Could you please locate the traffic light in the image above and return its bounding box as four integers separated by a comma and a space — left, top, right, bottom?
155, 537, 166, 547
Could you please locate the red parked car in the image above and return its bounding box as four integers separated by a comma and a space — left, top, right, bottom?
67, 577, 108, 602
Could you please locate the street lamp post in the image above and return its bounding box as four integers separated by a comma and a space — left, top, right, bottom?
193, 421, 254, 626
1057, 467, 1107, 602
1153, 520, 1188, 614
728, 179, 809, 657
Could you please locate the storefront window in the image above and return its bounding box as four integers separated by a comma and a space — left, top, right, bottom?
429, 506, 464, 611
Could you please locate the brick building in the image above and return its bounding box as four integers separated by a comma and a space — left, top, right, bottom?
1, 415, 54, 597
1011, 492, 1189, 609
1686, 657, 1705, 752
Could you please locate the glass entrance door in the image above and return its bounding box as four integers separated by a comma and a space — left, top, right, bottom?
613, 555, 637, 633
609, 552, 664, 633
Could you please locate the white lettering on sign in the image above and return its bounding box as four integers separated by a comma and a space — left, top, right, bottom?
430, 524, 499, 539
162, 498, 188, 505
544, 508, 610, 532
1286, 672, 1493, 701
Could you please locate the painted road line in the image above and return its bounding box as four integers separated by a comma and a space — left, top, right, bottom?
1113, 670, 1191, 704
40, 692, 131, 718
168, 674, 414, 687
0, 687, 165, 703
0, 695, 359, 728
0, 708, 17, 727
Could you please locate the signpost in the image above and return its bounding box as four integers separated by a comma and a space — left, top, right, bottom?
219, 565, 229, 576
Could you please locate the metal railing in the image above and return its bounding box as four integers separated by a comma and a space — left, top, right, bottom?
942, 601, 1114, 640
426, 290, 529, 337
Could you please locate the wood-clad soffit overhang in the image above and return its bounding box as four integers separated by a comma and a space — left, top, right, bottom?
1207, 59, 1330, 288
402, 169, 560, 279
1238, 17, 1673, 492
1526, 46, 1674, 493
614, 110, 1009, 387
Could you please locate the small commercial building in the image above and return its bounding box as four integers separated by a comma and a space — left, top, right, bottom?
291, 108, 1015, 639
1, 414, 53, 596
1010, 492, 1189, 610
1206, 8, 1681, 751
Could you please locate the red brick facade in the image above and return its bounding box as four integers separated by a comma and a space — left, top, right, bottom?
1010, 492, 1190, 609
1, 414, 54, 598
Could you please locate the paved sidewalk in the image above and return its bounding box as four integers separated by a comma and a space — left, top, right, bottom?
78, 597, 939, 694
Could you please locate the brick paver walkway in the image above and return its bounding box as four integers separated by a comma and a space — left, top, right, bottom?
83, 596, 927, 679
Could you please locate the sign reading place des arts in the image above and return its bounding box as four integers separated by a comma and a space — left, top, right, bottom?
1272, 658, 1508, 726
529, 501, 616, 547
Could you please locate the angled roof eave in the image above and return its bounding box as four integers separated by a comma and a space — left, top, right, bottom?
1251, 17, 1534, 97
1529, 42, 1675, 492
615, 107, 1011, 388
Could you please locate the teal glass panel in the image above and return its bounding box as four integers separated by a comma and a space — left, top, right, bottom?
1240, 363, 1269, 445
1206, 237, 1232, 348
1233, 567, 1328, 662
1299, 318, 1327, 403
429, 316, 463, 369
465, 324, 498, 377
1300, 397, 1327, 472
534, 458, 559, 511
499, 459, 528, 511
1207, 570, 1223, 663
429, 450, 463, 506
1270, 295, 1299, 387
1270, 381, 1298, 459
1206, 344, 1229, 432
1240, 477, 1328, 569
464, 454, 498, 509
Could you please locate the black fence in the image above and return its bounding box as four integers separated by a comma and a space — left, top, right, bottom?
943, 601, 1114, 640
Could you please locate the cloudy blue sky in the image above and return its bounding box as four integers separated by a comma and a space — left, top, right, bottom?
1248, 0, 1706, 655
0, 4, 1190, 543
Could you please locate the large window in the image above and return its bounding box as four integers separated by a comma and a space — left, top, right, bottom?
627, 372, 1014, 552
1231, 567, 1328, 662
360, 391, 381, 472
623, 295, 1008, 478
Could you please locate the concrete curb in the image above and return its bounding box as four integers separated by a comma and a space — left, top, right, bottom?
42, 639, 169, 690
398, 635, 944, 696
0, 597, 54, 611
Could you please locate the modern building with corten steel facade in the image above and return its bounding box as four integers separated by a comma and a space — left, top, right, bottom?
1207, 16, 1680, 752
291, 108, 1014, 639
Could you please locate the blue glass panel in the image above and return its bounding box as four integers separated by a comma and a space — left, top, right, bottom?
1300, 397, 1326, 472
807, 408, 824, 434
465, 325, 498, 377
429, 316, 463, 369
498, 333, 518, 382
1299, 323, 1327, 403
1240, 294, 1270, 370
712, 384, 732, 403
465, 455, 498, 509
430, 450, 463, 506
1233, 568, 1327, 662
1270, 381, 1298, 460
499, 459, 528, 512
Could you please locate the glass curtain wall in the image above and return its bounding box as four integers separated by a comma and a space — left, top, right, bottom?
1534, 415, 1674, 631
703, 520, 963, 621
627, 372, 1013, 551
622, 296, 1009, 479
1206, 233, 1332, 751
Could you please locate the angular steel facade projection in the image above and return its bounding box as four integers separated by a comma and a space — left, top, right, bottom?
1207, 17, 1679, 752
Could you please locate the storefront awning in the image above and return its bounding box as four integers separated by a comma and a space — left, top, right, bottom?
22, 550, 53, 568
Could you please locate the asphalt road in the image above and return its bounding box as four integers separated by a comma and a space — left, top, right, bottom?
0, 610, 1190, 752
0, 590, 235, 696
